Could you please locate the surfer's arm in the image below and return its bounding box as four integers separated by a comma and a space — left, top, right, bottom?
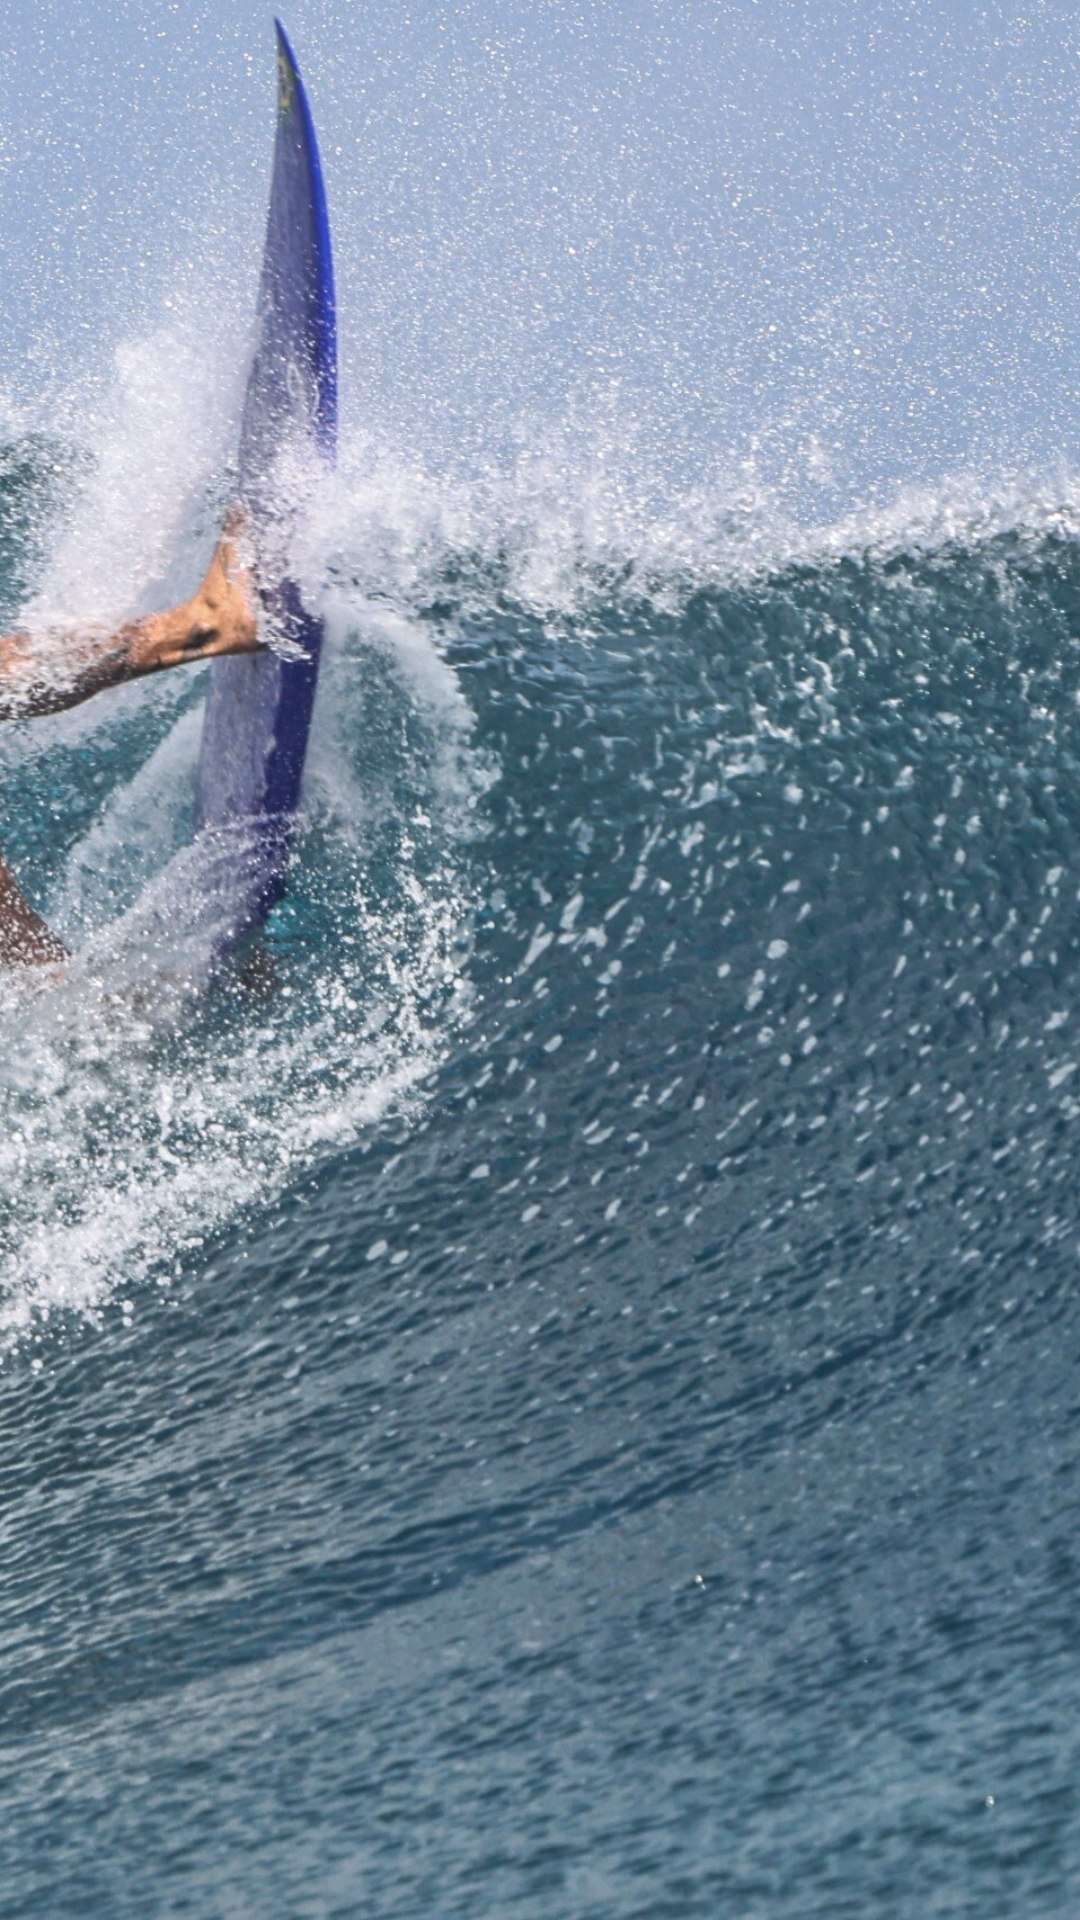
0, 519, 257, 723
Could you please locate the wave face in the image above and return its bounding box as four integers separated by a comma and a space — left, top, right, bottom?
3, 427, 1080, 1918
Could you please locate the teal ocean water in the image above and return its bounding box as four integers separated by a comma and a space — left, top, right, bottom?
2, 421, 1080, 1915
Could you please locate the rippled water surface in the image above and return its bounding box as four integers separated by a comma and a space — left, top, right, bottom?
3, 399, 1080, 1916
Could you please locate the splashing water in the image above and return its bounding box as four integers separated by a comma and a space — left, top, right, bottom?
0, 324, 491, 1344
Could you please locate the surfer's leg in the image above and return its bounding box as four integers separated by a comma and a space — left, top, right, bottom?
0, 516, 255, 969
0, 857, 67, 968
0, 513, 258, 724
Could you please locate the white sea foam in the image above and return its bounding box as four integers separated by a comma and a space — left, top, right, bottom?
296, 423, 1080, 623
0, 704, 477, 1345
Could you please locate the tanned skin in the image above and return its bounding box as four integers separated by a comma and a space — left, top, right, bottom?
0, 513, 257, 967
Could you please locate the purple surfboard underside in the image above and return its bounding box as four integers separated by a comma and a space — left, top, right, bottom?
195, 18, 337, 946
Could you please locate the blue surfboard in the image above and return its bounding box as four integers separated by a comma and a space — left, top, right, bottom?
195, 18, 337, 949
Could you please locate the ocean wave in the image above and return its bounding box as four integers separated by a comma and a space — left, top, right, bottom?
2, 414, 1080, 1352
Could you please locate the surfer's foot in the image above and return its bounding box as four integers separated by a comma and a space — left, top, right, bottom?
0, 857, 67, 969
189, 507, 260, 660
128, 509, 260, 677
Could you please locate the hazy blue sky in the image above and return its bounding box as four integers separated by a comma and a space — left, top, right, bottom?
2, 0, 1079, 508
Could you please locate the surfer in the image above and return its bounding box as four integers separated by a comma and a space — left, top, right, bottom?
0, 514, 257, 966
